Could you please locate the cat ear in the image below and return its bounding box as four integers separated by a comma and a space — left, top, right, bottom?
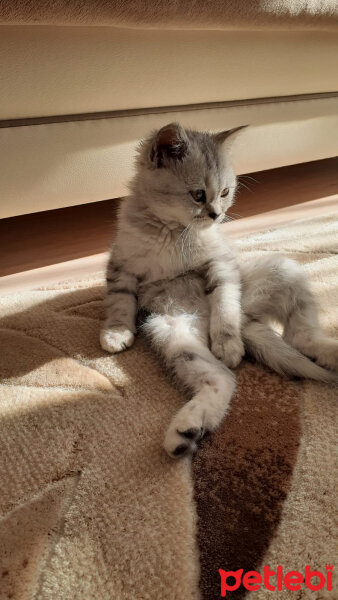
151, 123, 188, 166
213, 125, 248, 145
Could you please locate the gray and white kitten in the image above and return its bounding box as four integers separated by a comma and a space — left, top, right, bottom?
101, 123, 337, 458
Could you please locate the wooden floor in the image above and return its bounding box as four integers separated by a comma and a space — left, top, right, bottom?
1, 158, 337, 293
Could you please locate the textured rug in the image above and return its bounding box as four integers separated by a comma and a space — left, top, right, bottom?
1, 0, 337, 29
0, 214, 337, 600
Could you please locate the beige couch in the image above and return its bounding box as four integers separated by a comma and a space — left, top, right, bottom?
0, 1, 337, 218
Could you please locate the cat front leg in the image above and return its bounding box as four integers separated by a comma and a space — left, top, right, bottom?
100, 258, 138, 353
206, 263, 244, 368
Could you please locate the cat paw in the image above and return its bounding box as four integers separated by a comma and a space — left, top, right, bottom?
164, 408, 205, 458
315, 342, 338, 371
291, 334, 338, 371
211, 334, 245, 369
100, 327, 135, 353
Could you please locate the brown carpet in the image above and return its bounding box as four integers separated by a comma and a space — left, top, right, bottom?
194, 214, 338, 599
0, 0, 337, 30
0, 214, 337, 599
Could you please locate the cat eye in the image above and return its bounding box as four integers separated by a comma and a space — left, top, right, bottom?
190, 189, 206, 203
221, 188, 230, 197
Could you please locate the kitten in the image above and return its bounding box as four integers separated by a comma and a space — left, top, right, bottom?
101, 123, 337, 458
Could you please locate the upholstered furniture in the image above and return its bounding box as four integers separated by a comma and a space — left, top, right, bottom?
0, 1, 337, 218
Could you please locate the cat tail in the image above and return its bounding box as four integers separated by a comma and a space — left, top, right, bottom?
242, 320, 337, 383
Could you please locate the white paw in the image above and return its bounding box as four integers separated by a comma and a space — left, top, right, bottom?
164, 402, 205, 458
100, 327, 135, 354
211, 334, 245, 368
315, 340, 338, 371
292, 334, 338, 371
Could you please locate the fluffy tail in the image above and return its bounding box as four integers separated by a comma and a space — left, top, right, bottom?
243, 320, 336, 383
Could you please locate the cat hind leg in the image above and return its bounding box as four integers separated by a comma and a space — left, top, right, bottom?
144, 313, 236, 458
241, 256, 338, 371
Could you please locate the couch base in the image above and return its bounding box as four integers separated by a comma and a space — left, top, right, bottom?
1, 26, 338, 120
0, 94, 337, 218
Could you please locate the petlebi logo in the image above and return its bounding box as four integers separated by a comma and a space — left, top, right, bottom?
219, 564, 334, 596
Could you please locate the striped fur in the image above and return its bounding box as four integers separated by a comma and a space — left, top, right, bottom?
101, 123, 338, 457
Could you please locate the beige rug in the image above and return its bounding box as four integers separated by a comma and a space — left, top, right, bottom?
0, 214, 337, 599
1, 0, 336, 29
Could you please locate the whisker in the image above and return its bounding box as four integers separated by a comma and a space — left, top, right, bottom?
175, 224, 189, 248
179, 222, 192, 264
238, 174, 260, 184
228, 212, 243, 219
237, 181, 253, 193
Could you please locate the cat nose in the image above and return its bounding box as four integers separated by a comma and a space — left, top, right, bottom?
208, 211, 220, 220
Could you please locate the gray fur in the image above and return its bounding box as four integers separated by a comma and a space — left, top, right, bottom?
101, 123, 338, 458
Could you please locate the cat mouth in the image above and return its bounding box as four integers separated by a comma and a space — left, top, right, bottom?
193, 216, 217, 225
194, 216, 210, 222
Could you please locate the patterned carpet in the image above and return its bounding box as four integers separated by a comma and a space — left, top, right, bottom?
0, 214, 337, 599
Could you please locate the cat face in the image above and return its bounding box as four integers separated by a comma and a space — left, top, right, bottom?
132, 123, 246, 228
